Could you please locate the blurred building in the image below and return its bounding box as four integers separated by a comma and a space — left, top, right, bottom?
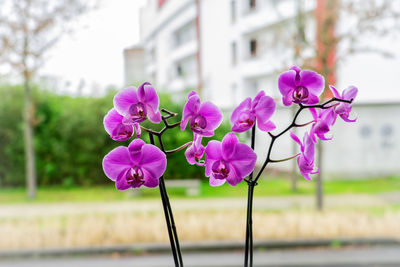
127, 0, 400, 177
136, 0, 317, 107
255, 102, 400, 178
123, 46, 146, 85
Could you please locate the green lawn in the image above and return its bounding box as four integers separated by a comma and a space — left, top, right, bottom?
0, 176, 399, 203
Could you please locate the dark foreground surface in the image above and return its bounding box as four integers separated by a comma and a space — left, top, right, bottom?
1, 246, 400, 267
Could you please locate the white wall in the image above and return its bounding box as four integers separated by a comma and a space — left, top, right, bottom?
252, 103, 400, 178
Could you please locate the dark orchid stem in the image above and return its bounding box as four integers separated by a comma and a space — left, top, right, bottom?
157, 134, 184, 266
244, 124, 256, 267
149, 134, 179, 267
143, 109, 185, 267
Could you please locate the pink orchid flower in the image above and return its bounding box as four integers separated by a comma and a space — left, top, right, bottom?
231, 91, 276, 133
278, 66, 325, 106
205, 133, 257, 187
102, 139, 166, 190
290, 131, 319, 181
181, 91, 223, 137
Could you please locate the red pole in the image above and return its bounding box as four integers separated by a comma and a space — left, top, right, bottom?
195, 0, 202, 95
315, 0, 338, 99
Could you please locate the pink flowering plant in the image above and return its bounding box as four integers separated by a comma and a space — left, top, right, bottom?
102, 66, 357, 267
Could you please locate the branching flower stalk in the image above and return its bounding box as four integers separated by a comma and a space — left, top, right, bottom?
102, 67, 357, 267
243, 97, 354, 267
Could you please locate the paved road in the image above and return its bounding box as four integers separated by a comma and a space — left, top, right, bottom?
2, 246, 400, 267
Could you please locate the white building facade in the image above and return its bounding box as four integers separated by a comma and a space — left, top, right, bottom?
134, 0, 400, 177
139, 0, 319, 107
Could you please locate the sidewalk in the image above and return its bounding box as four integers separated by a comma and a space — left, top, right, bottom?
0, 193, 397, 218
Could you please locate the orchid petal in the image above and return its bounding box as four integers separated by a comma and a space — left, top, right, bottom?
278, 70, 296, 96
299, 70, 325, 96
231, 98, 252, 124
209, 174, 226, 187
228, 143, 257, 179
221, 133, 238, 160
103, 146, 132, 182
139, 144, 167, 180
113, 87, 139, 116
198, 101, 223, 131
128, 138, 146, 163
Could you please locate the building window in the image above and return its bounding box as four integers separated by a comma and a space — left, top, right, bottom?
249, 0, 256, 10
231, 0, 236, 23
250, 39, 257, 57
231, 41, 237, 65
176, 64, 183, 77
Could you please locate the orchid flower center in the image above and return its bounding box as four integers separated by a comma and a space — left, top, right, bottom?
126, 102, 147, 123
293, 86, 309, 103
238, 111, 255, 127
211, 160, 230, 180
126, 166, 144, 188
190, 115, 207, 133
112, 123, 133, 141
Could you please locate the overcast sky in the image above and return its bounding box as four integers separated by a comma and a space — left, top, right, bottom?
40, 0, 146, 95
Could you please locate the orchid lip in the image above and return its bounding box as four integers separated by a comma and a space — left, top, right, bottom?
212, 160, 230, 180
126, 166, 145, 187
127, 102, 147, 123
190, 115, 207, 132
293, 86, 309, 103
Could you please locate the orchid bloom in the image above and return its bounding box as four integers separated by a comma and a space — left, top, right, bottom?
102, 139, 167, 190
185, 134, 205, 166
181, 91, 223, 137
231, 91, 276, 133
103, 108, 137, 141
278, 66, 325, 106
309, 108, 335, 142
329, 85, 358, 122
113, 82, 162, 129
290, 131, 318, 181
205, 133, 257, 187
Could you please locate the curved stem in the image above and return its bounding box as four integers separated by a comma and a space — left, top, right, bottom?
254, 97, 352, 183
165, 142, 192, 154
269, 153, 301, 163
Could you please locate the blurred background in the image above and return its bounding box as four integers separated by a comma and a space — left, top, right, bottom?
0, 0, 400, 266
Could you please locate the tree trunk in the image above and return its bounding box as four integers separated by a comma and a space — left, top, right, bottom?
290, 106, 298, 192
23, 74, 37, 199
316, 141, 323, 211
